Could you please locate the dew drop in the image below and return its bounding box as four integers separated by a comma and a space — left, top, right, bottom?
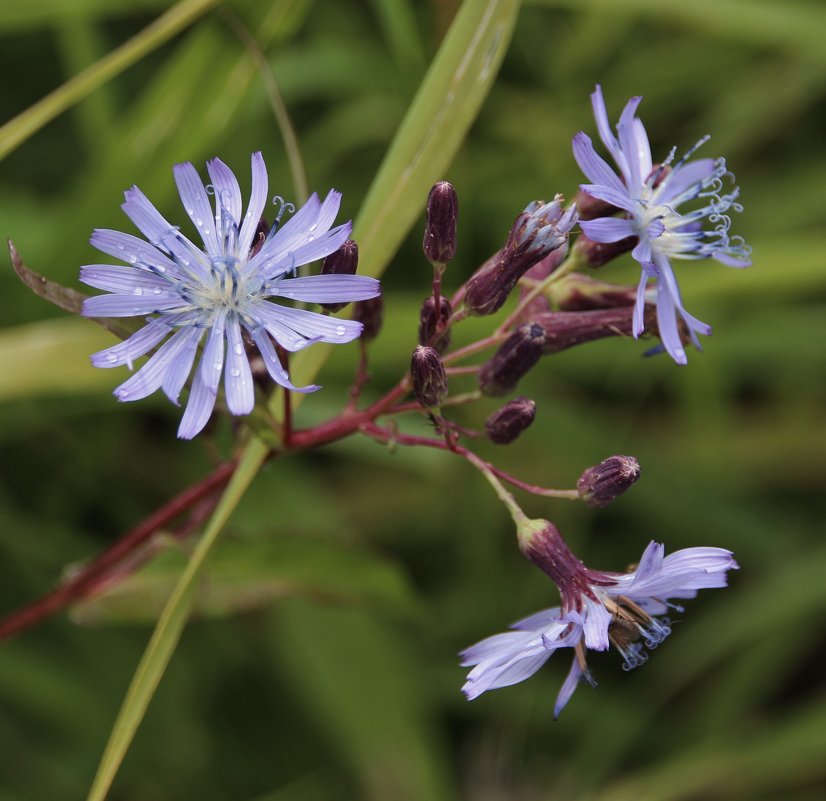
106, 353, 118, 363
128, 255, 137, 264
230, 368, 241, 377
133, 287, 144, 296
116, 243, 125, 251
308, 223, 318, 232
195, 218, 203, 227
213, 361, 223, 371
233, 343, 244, 355
152, 287, 163, 295
119, 390, 129, 399
156, 265, 167, 273
335, 325, 346, 337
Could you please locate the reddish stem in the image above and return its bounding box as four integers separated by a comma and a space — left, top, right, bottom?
0, 460, 236, 642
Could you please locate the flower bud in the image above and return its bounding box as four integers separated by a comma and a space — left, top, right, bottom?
418, 295, 452, 353
353, 293, 384, 342
423, 181, 458, 263
574, 232, 637, 268
464, 197, 577, 316
551, 274, 636, 311
320, 239, 359, 312
411, 345, 448, 408
485, 396, 536, 444
572, 189, 619, 221
530, 308, 639, 354
577, 455, 641, 508
479, 322, 546, 397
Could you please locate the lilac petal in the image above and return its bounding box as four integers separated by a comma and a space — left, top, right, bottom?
582, 598, 611, 651
271, 275, 380, 304
114, 327, 197, 401
460, 630, 537, 666
246, 309, 317, 353
482, 649, 553, 693
554, 658, 583, 719
658, 159, 717, 204
578, 184, 638, 214
580, 217, 636, 243
261, 222, 353, 281
247, 193, 321, 275
256, 302, 364, 344
82, 294, 185, 318
511, 606, 563, 631
634, 541, 665, 582
238, 152, 269, 257
714, 251, 751, 268
206, 157, 243, 231
616, 95, 645, 187
90, 229, 179, 277
91, 318, 170, 368
174, 161, 219, 256
224, 317, 254, 415
162, 327, 203, 404
655, 256, 712, 339
250, 327, 320, 393
80, 264, 175, 295
655, 283, 687, 365
633, 270, 649, 338
177, 317, 226, 438
631, 117, 653, 185
572, 132, 626, 193
591, 85, 624, 167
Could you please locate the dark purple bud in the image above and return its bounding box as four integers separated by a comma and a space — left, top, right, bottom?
577, 455, 641, 508
552, 274, 636, 311
516, 519, 605, 610
574, 232, 637, 267
530, 308, 641, 354
410, 345, 448, 408
353, 293, 384, 342
572, 190, 619, 221
464, 197, 577, 316
485, 396, 536, 444
418, 295, 452, 353
320, 239, 359, 312
423, 181, 458, 263
249, 216, 270, 258
479, 322, 546, 397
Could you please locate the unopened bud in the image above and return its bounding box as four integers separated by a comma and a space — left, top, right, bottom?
423, 181, 458, 263
320, 239, 359, 312
411, 345, 448, 408
418, 296, 452, 353
574, 232, 637, 267
577, 455, 641, 508
531, 308, 641, 354
572, 190, 619, 221
479, 322, 546, 397
485, 396, 536, 444
464, 197, 577, 316
353, 293, 384, 342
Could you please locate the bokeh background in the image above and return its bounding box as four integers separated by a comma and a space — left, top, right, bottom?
1, 1, 824, 799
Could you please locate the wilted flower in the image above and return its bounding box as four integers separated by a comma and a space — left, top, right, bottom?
460, 520, 737, 717
81, 152, 380, 438
573, 86, 751, 364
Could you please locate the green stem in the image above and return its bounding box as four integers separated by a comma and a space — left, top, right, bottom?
461, 448, 529, 526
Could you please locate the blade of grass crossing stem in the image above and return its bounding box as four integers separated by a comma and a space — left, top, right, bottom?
86, 2, 521, 797
0, 0, 218, 161
84, 440, 268, 801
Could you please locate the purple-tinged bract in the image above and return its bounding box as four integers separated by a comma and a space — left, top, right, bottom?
460, 527, 737, 717
573, 86, 751, 364
81, 152, 380, 438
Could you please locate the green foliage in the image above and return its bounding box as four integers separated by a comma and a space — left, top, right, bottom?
1, 1, 823, 801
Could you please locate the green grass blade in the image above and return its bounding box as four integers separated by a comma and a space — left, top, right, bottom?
352, 0, 522, 279
0, 0, 218, 161
84, 439, 269, 801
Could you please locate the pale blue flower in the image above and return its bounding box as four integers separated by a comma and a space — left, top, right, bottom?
573, 86, 751, 364
81, 152, 380, 438
460, 541, 738, 717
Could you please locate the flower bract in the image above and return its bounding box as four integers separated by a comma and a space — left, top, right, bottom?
81, 152, 380, 438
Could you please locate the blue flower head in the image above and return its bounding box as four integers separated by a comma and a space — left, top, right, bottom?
573, 86, 751, 364
81, 152, 380, 438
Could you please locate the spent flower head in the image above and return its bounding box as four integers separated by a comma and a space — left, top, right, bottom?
573, 86, 751, 364
460, 521, 737, 717
81, 152, 379, 438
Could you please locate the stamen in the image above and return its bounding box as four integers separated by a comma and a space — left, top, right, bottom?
271, 196, 296, 232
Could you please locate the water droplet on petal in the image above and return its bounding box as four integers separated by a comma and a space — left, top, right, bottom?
230, 368, 241, 377
156, 265, 167, 273
233, 343, 244, 355
213, 362, 223, 371
335, 325, 346, 337
116, 243, 125, 251
153, 287, 163, 295
128, 255, 137, 264
106, 353, 118, 363
133, 287, 144, 296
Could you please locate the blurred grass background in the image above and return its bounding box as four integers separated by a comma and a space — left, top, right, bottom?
1, 0, 824, 799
